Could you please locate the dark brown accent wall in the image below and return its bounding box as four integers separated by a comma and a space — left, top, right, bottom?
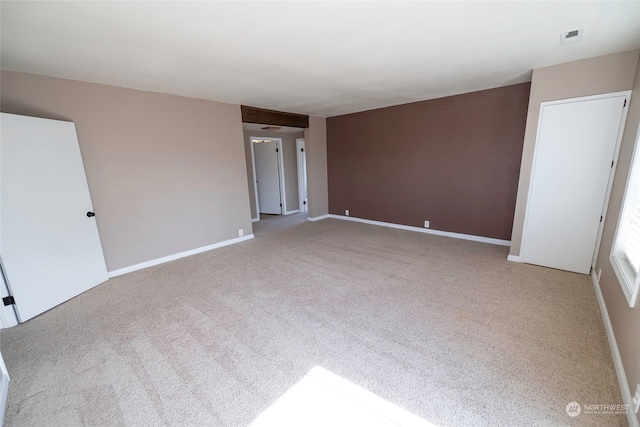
327, 83, 530, 240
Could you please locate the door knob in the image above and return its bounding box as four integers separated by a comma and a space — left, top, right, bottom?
86, 212, 95, 217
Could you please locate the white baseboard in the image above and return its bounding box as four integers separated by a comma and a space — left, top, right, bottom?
321, 214, 510, 246
285, 209, 301, 215
307, 214, 330, 222
591, 271, 639, 427
108, 234, 255, 278
251, 217, 260, 223
507, 255, 523, 262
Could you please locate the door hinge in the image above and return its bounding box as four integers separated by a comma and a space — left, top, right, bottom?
624, 99, 627, 107
303, 201, 306, 204
611, 160, 615, 168
600, 215, 603, 223
3, 296, 15, 306
301, 148, 304, 152
276, 148, 279, 152
280, 203, 282, 207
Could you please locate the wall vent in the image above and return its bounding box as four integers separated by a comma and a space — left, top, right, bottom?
561, 28, 583, 45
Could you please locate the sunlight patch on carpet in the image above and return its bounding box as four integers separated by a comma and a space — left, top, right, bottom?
249, 366, 437, 427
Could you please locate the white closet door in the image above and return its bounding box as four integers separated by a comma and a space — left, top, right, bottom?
1, 113, 108, 321
522, 94, 627, 274
254, 140, 282, 214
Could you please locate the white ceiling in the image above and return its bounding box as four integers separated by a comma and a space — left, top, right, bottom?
2, 2, 640, 117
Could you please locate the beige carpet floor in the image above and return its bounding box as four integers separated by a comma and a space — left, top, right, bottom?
0, 214, 627, 426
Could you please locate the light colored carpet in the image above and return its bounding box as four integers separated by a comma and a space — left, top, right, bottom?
0, 214, 626, 426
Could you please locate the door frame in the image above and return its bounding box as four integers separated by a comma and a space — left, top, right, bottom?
0, 174, 19, 328
250, 136, 286, 219
1, 118, 20, 329
0, 350, 8, 426
249, 137, 261, 221
520, 90, 631, 271
296, 138, 307, 213
590, 91, 631, 268
0, 261, 18, 329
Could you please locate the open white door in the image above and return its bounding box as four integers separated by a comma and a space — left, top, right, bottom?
253, 139, 283, 215
0, 113, 109, 322
522, 93, 629, 274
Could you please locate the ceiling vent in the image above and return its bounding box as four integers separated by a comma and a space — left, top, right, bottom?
561, 28, 583, 45
261, 126, 282, 131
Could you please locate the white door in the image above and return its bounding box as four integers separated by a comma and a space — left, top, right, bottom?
1, 113, 109, 322
522, 93, 628, 274
297, 138, 308, 213
254, 140, 282, 215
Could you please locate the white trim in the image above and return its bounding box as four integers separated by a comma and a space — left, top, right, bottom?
591, 271, 639, 427
0, 263, 18, 329
275, 139, 287, 215
307, 214, 330, 222
284, 209, 300, 215
592, 91, 632, 268
610, 253, 640, 308
251, 217, 260, 223
507, 255, 523, 263
296, 138, 308, 213
521, 91, 632, 270
249, 139, 261, 219
315, 214, 511, 246
108, 234, 254, 278
0, 350, 9, 426
609, 121, 640, 308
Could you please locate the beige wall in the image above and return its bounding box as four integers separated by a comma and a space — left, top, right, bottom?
595, 53, 640, 426
305, 116, 329, 218
0, 71, 253, 271
510, 49, 640, 256
242, 129, 303, 219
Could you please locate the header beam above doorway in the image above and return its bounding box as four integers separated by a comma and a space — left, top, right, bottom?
241, 105, 309, 129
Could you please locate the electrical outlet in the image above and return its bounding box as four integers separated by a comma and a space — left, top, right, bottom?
238, 229, 244, 237
345, 209, 350, 216
424, 220, 430, 228
633, 383, 640, 413
597, 268, 602, 281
